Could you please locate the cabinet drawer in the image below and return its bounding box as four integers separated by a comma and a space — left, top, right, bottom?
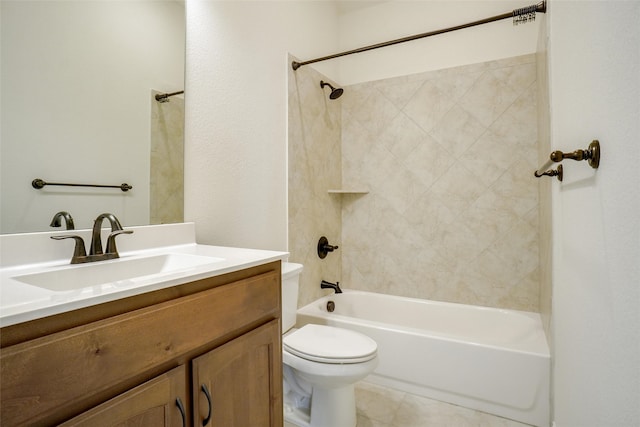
0, 269, 280, 426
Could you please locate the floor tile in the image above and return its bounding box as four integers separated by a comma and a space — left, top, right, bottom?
285, 381, 533, 427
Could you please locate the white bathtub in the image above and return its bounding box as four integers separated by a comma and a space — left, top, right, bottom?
296, 290, 550, 427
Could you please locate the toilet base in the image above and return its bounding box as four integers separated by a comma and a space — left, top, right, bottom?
284, 384, 356, 427
284, 401, 311, 427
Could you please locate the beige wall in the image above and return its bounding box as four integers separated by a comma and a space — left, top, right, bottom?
290, 54, 541, 312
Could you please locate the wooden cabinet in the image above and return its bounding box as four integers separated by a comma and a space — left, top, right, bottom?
0, 261, 283, 427
60, 365, 188, 427
193, 320, 282, 427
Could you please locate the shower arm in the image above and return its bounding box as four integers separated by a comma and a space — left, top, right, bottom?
292, 1, 546, 70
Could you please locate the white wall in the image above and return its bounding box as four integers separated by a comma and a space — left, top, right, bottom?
184, 0, 339, 250
0, 1, 184, 232
337, 0, 540, 85
548, 1, 640, 426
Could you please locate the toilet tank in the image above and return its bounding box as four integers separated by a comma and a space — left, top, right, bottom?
281, 262, 303, 333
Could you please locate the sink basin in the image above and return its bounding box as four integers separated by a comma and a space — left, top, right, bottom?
14, 253, 224, 292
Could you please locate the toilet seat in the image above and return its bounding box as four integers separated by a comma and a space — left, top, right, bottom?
283, 324, 377, 364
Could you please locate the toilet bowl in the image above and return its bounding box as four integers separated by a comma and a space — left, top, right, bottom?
281, 263, 378, 427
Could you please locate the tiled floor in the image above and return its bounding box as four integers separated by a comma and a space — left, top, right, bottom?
285, 381, 533, 427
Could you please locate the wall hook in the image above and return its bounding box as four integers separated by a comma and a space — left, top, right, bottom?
549, 140, 600, 169
534, 140, 600, 180
534, 164, 563, 181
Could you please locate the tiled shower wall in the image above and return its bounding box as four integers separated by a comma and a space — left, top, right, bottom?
288, 56, 342, 307
289, 54, 540, 312
150, 90, 184, 225
341, 54, 539, 311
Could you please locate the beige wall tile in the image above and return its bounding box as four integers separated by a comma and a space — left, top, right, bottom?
289, 54, 541, 312
150, 91, 184, 225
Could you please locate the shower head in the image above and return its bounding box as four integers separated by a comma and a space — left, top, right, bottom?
320, 80, 344, 100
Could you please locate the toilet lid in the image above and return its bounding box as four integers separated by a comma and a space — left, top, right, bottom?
283, 324, 377, 364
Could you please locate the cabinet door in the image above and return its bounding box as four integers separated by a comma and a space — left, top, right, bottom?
60, 365, 188, 427
192, 320, 283, 427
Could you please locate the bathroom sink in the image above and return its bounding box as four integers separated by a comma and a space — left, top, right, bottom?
14, 253, 224, 292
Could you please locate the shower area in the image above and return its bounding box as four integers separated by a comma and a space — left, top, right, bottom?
288, 12, 548, 310
150, 90, 185, 225
291, 53, 541, 308
287, 1, 551, 425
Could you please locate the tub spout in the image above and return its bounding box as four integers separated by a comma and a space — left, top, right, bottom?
321, 280, 342, 294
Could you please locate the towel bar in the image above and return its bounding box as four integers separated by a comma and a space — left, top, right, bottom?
32, 179, 132, 192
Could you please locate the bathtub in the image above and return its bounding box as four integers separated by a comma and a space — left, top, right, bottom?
296, 290, 550, 427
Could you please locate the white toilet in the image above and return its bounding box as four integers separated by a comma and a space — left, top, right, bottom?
281, 262, 378, 427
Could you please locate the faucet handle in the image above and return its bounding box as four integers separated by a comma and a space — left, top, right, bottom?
51, 235, 87, 264
105, 230, 133, 255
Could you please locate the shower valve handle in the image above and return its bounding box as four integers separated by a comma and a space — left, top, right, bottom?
317, 236, 339, 259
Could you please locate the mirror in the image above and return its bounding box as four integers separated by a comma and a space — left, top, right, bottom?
0, 0, 185, 234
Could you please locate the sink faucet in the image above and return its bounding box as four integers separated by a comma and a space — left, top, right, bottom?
51, 213, 132, 264
50, 211, 75, 230
320, 280, 343, 294
90, 213, 127, 256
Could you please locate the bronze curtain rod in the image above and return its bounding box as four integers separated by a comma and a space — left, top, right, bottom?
292, 1, 546, 70
155, 90, 184, 102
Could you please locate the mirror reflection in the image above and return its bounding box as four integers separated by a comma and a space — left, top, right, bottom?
0, 0, 185, 234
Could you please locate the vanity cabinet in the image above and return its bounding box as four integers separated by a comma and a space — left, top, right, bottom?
0, 261, 283, 427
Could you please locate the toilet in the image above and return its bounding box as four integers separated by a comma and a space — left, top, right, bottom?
281, 262, 378, 427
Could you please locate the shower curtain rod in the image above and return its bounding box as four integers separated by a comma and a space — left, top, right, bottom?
155, 90, 184, 102
292, 1, 546, 70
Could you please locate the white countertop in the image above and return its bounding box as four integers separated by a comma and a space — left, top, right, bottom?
0, 223, 288, 327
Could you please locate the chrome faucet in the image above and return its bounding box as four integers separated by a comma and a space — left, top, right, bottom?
50, 211, 75, 230
320, 280, 343, 294
51, 213, 132, 264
